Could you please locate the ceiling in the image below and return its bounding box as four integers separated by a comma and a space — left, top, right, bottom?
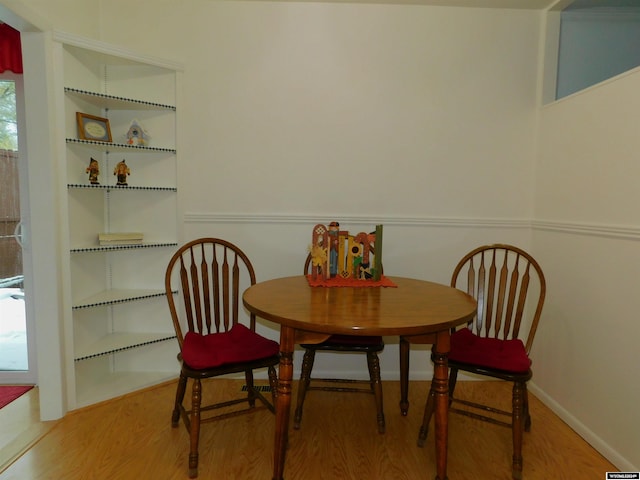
271, 0, 640, 12
268, 0, 559, 9
387, 0, 557, 7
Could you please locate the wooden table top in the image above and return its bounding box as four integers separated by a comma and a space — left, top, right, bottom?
243, 275, 477, 336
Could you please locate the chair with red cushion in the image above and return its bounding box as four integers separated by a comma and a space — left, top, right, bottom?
165, 238, 279, 478
293, 253, 386, 434
400, 244, 545, 480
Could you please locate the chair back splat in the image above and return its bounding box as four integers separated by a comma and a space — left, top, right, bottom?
409, 244, 546, 480
165, 238, 279, 479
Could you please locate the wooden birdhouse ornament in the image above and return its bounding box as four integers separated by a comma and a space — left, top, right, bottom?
125, 119, 150, 146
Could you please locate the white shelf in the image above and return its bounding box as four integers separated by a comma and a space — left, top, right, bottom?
67, 183, 177, 192
70, 242, 177, 253
66, 138, 176, 153
74, 332, 175, 360
64, 87, 175, 111
72, 289, 167, 310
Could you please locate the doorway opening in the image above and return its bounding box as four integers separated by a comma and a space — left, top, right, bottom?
0, 74, 29, 376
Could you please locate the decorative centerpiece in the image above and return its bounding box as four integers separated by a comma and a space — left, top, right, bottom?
308, 222, 390, 287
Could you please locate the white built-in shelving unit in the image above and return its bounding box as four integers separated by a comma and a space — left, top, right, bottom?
54, 32, 183, 409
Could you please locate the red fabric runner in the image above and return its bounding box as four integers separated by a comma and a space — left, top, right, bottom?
0, 385, 33, 409
306, 274, 397, 288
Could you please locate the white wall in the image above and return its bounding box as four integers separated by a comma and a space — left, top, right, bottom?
534, 69, 640, 471
99, 1, 540, 221
91, 1, 542, 269
0, 0, 101, 35
92, 0, 541, 379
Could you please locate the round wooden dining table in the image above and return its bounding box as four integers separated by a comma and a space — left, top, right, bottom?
243, 275, 477, 480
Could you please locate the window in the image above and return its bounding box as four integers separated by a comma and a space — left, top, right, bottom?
0, 80, 18, 150
555, 0, 640, 100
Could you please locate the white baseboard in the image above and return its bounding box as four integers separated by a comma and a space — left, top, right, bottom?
529, 381, 637, 472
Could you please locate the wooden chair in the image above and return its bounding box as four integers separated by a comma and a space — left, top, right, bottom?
293, 253, 386, 434
165, 238, 280, 478
400, 244, 545, 479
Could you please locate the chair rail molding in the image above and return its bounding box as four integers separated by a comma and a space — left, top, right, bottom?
184, 213, 531, 229
532, 219, 640, 241
185, 213, 640, 241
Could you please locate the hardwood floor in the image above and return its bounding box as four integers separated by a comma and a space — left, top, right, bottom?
0, 380, 616, 479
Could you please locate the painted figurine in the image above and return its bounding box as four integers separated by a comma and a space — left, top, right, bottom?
114, 159, 130, 186
86, 157, 100, 184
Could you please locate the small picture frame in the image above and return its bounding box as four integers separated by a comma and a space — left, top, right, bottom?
76, 112, 112, 142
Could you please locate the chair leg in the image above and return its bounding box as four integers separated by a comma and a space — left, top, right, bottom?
245, 369, 256, 408
293, 348, 315, 429
448, 366, 459, 403
418, 366, 457, 447
172, 372, 188, 427
399, 336, 410, 416
188, 378, 202, 478
512, 381, 525, 480
367, 352, 386, 434
418, 384, 435, 447
524, 383, 531, 432
268, 365, 278, 404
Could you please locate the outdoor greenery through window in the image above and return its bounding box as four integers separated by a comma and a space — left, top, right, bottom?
0, 80, 18, 150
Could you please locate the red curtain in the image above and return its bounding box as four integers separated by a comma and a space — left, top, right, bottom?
0, 23, 23, 74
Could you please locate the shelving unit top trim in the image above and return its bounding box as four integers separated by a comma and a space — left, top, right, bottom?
65, 88, 175, 111
53, 30, 184, 72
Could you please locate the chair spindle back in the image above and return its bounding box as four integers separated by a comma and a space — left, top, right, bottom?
166, 238, 257, 349
451, 244, 546, 354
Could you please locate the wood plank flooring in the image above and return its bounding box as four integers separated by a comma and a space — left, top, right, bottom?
0, 380, 616, 479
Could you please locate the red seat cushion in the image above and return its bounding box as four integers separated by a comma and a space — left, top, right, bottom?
182, 323, 279, 370
449, 328, 531, 373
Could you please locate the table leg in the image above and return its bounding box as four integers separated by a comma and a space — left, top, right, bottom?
399, 336, 410, 416
273, 325, 295, 480
432, 330, 451, 480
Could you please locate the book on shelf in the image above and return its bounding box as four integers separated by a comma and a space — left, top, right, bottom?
98, 232, 144, 246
